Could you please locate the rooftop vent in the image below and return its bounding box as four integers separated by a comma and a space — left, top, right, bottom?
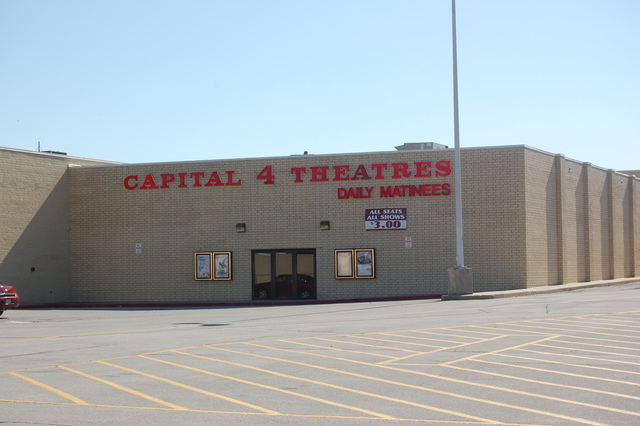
395, 142, 448, 151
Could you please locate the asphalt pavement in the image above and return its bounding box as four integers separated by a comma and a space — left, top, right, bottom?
2, 279, 639, 425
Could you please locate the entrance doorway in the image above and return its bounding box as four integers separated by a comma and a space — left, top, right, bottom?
252, 249, 316, 300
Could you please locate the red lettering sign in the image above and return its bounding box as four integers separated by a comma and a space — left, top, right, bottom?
124, 175, 138, 190
205, 172, 224, 186
257, 166, 275, 184
310, 166, 329, 182
436, 160, 451, 176
333, 165, 350, 181
140, 174, 158, 189
379, 183, 451, 197
123, 160, 452, 191
160, 174, 175, 188
124, 170, 242, 189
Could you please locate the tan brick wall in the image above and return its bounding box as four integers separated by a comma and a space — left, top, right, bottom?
69, 151, 461, 303
0, 148, 115, 304
522, 148, 639, 287
588, 167, 611, 280
634, 173, 640, 276
66, 146, 538, 303
557, 157, 589, 284
615, 171, 634, 278
66, 145, 639, 304
461, 146, 527, 291
523, 149, 559, 287
4, 144, 637, 305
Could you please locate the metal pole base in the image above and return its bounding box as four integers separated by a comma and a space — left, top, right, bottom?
447, 267, 473, 295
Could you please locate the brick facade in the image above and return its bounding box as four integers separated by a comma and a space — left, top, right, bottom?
1, 145, 637, 306
0, 148, 116, 304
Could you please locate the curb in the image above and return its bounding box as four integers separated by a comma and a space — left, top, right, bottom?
441, 278, 639, 300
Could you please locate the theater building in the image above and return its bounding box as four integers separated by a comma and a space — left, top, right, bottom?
1, 144, 638, 306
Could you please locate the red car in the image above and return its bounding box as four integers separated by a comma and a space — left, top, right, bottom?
254, 274, 315, 300
0, 285, 20, 316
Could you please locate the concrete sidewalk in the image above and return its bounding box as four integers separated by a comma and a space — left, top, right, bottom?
441, 277, 640, 300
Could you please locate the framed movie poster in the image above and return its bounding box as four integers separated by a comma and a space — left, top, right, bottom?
335, 250, 354, 279
194, 252, 212, 280
213, 252, 232, 280
355, 249, 375, 278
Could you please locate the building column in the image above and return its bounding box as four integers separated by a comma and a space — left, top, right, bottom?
583, 163, 595, 281
629, 174, 637, 277
607, 169, 617, 279
555, 155, 568, 284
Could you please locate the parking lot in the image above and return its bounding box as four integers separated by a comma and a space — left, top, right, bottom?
2, 282, 639, 425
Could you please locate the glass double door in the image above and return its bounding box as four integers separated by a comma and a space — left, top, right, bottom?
252, 249, 316, 300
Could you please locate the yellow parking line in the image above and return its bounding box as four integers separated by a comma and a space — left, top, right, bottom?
501, 322, 639, 340
283, 339, 397, 359
144, 353, 397, 421
10, 325, 200, 342
530, 316, 640, 329
449, 361, 640, 401
442, 365, 640, 419
58, 365, 187, 410
528, 332, 640, 347
348, 335, 443, 348
587, 317, 640, 325
437, 336, 558, 367
458, 325, 550, 336
393, 351, 640, 418
467, 324, 556, 335
375, 332, 449, 346
532, 342, 640, 359
0, 399, 77, 406
313, 336, 421, 353
223, 342, 609, 426
382, 334, 506, 365
551, 338, 640, 352
518, 347, 640, 366
406, 330, 486, 343
0, 397, 367, 417
549, 318, 640, 329
583, 310, 640, 316
596, 315, 640, 321
492, 352, 640, 378
96, 360, 280, 415
182, 349, 498, 424
9, 371, 89, 405
472, 357, 640, 386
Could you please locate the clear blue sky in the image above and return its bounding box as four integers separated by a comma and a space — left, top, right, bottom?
2, 0, 638, 170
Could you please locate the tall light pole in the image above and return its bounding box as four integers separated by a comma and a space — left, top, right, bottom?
447, 0, 473, 295
451, 0, 464, 268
